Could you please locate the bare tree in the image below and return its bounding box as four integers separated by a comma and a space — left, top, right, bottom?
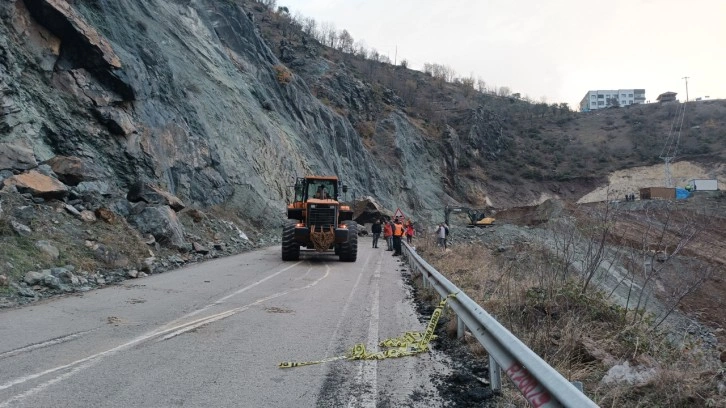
461, 75, 475, 96
302, 17, 317, 36
319, 21, 335, 45
353, 39, 368, 58
257, 0, 277, 10
499, 86, 511, 97
476, 77, 486, 93
338, 29, 354, 53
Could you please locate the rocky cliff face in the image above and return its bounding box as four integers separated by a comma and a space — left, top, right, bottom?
1, 0, 447, 229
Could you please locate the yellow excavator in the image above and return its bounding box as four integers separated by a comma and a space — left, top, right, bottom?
444, 206, 496, 228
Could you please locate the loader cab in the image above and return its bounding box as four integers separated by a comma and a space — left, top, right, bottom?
309, 181, 335, 200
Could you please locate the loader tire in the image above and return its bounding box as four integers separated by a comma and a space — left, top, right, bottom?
338, 220, 358, 262
281, 221, 300, 261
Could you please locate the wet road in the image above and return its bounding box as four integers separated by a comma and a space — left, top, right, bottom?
0, 242, 449, 407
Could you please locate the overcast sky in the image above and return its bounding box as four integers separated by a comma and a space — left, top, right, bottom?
278, 0, 725, 107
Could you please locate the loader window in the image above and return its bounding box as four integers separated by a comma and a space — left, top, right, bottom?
309, 181, 334, 199
294, 183, 305, 202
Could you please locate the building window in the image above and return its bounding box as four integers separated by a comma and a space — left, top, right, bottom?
591, 102, 596, 106
629, 93, 633, 97
621, 94, 626, 98
598, 94, 604, 98
598, 101, 604, 106
591, 95, 596, 99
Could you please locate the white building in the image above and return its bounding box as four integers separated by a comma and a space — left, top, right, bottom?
579, 89, 646, 111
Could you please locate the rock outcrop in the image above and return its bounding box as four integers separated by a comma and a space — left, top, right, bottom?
1, 0, 449, 229
3, 170, 68, 199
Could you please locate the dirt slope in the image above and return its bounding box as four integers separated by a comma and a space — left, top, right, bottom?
578, 160, 726, 203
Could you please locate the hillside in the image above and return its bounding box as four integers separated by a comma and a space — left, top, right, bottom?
248, 0, 726, 208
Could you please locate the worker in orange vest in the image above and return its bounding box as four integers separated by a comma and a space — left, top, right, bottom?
383, 220, 393, 251
405, 221, 415, 244
392, 218, 405, 256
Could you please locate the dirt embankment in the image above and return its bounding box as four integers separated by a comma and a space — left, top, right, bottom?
577, 160, 726, 203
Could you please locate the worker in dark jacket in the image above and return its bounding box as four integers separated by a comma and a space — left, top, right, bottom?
392, 218, 405, 256
371, 220, 382, 248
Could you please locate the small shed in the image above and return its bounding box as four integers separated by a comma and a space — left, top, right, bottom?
689, 179, 719, 191
656, 92, 678, 103
639, 187, 676, 200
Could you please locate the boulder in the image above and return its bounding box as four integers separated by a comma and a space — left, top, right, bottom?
74, 180, 114, 196
24, 271, 46, 285
79, 210, 96, 222
51, 267, 75, 284
93, 107, 136, 135
127, 182, 185, 212
93, 244, 130, 268
0, 170, 13, 185
601, 361, 657, 386
22, 0, 134, 100
10, 220, 32, 235
192, 242, 209, 254
43, 274, 62, 290
45, 156, 105, 186
128, 205, 187, 249
64, 203, 81, 217
352, 196, 391, 224
11, 282, 37, 298
0, 142, 37, 171
141, 257, 156, 273
3, 171, 68, 199
35, 240, 60, 259
0, 274, 8, 286
95, 207, 118, 224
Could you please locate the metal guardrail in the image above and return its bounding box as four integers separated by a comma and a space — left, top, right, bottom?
402, 242, 599, 408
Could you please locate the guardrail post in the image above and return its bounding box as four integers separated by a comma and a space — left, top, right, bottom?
422, 274, 429, 288
489, 355, 502, 392
457, 316, 465, 339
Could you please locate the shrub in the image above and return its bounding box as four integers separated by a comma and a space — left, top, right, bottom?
356, 121, 375, 139
273, 64, 292, 84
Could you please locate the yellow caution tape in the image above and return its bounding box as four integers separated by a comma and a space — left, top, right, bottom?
278, 293, 457, 368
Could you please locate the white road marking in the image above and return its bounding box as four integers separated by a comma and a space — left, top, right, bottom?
324, 255, 371, 357
349, 256, 382, 408
0, 262, 327, 406
0, 330, 96, 360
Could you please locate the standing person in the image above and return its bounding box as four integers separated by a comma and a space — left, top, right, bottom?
436, 222, 448, 250
405, 221, 415, 244
392, 218, 405, 256
383, 220, 393, 251
371, 220, 382, 248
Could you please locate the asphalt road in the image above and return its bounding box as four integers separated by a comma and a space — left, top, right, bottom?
0, 241, 450, 407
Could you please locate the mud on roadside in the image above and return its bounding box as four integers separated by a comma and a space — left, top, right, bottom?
399, 259, 499, 407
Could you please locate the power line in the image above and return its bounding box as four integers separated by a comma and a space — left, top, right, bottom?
659, 77, 689, 187
682, 76, 690, 102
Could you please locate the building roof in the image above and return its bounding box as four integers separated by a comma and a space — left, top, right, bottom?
656, 92, 677, 101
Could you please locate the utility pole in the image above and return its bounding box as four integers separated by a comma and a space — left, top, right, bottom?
682, 76, 690, 102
